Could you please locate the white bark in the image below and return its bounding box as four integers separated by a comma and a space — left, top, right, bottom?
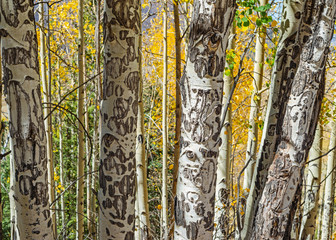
161, 1, 169, 239
243, 0, 267, 191
214, 23, 235, 240
240, 1, 305, 238
98, 1, 140, 238
1, 0, 54, 238
321, 119, 336, 240
174, 1, 236, 239
299, 123, 322, 239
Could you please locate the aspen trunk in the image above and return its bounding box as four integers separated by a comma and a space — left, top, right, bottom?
98, 1, 140, 238
161, 0, 169, 239
174, 1, 236, 239
136, 5, 150, 239
57, 59, 66, 240
240, 1, 305, 238
299, 123, 322, 239
1, 0, 54, 238
76, 0, 85, 237
243, 0, 267, 191
170, 1, 182, 237
321, 119, 336, 240
252, 1, 336, 238
213, 23, 235, 240
39, 5, 57, 237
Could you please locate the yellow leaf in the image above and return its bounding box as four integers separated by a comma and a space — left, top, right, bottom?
271, 20, 277, 28
169, 164, 174, 170
157, 204, 162, 210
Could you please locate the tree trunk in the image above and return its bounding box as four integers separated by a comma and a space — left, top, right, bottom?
174, 1, 236, 239
243, 0, 267, 191
136, 5, 150, 239
58, 61, 66, 240
240, 1, 306, 238
252, 1, 336, 238
76, 0, 85, 237
299, 123, 322, 239
170, 1, 182, 237
1, 0, 54, 238
162, 0, 169, 239
321, 118, 336, 240
39, 4, 57, 237
213, 23, 235, 240
98, 0, 140, 238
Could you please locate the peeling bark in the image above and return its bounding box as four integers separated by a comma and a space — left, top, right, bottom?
0, 0, 54, 238
98, 0, 140, 239
252, 0, 336, 238
174, 1, 236, 239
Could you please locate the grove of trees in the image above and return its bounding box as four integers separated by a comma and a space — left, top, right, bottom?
0, 0, 336, 239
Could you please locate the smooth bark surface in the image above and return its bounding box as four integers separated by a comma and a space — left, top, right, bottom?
174, 1, 236, 239
252, 1, 336, 238
98, 0, 140, 238
299, 123, 322, 239
243, 0, 267, 191
321, 119, 336, 240
1, 0, 54, 238
214, 24, 235, 240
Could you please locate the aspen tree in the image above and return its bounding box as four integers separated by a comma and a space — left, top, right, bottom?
214, 23, 235, 240
252, 1, 336, 238
39, 4, 56, 236
76, 0, 85, 236
136, 5, 150, 239
161, 0, 169, 239
170, 1, 182, 236
1, 0, 54, 238
240, 1, 305, 237
98, 0, 140, 238
299, 123, 322, 239
243, 0, 267, 191
321, 118, 336, 240
174, 1, 236, 239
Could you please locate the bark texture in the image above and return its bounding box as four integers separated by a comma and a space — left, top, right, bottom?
321, 119, 336, 240
174, 1, 236, 239
213, 24, 235, 240
243, 0, 267, 191
0, 0, 54, 238
241, 0, 305, 237
252, 0, 336, 238
299, 123, 322, 239
98, 0, 140, 239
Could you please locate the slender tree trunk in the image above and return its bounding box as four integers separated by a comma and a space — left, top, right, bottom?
240, 1, 305, 238
243, 0, 267, 191
1, 0, 54, 238
252, 1, 336, 238
321, 118, 336, 240
58, 63, 66, 240
39, 4, 57, 237
98, 0, 140, 238
174, 1, 236, 239
170, 1, 182, 237
136, 6, 150, 239
0, 46, 2, 240
213, 23, 235, 240
299, 123, 322, 239
76, 0, 85, 237
161, 1, 169, 239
